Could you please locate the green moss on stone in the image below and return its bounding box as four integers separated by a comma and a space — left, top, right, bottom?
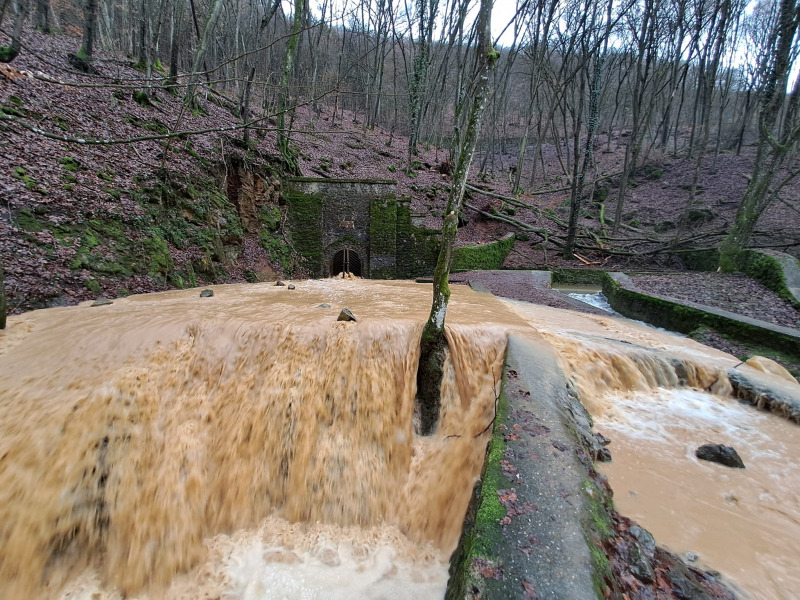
60, 157, 81, 172
142, 234, 174, 280
589, 543, 613, 599
396, 201, 441, 278
285, 191, 324, 274
12, 166, 42, 192
679, 248, 720, 271
286, 177, 396, 185
259, 205, 282, 231
259, 230, 292, 274
84, 278, 102, 294
551, 268, 606, 286
369, 196, 398, 279
133, 90, 152, 107
451, 234, 515, 271
603, 273, 800, 360
15, 209, 46, 232
741, 251, 800, 309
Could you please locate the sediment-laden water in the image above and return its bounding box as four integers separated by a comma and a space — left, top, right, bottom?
0, 281, 511, 599
503, 299, 800, 599
1, 280, 798, 599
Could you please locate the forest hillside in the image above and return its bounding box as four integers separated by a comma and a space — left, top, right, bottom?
2, 0, 800, 314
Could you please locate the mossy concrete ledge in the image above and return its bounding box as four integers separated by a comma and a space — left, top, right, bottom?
451, 234, 515, 271
446, 334, 606, 599
681, 248, 800, 309
602, 272, 800, 360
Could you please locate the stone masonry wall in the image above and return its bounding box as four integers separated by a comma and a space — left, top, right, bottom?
284, 178, 399, 278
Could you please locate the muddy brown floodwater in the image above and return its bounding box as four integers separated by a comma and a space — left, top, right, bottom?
502, 299, 800, 599
0, 280, 798, 599
0, 281, 518, 599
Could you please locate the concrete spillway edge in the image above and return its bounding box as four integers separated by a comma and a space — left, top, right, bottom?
445, 334, 607, 599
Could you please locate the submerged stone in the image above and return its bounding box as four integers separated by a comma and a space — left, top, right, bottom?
275, 280, 285, 286
317, 303, 331, 309
91, 298, 113, 306
199, 289, 214, 297
337, 308, 357, 322
695, 444, 745, 469
287, 284, 296, 290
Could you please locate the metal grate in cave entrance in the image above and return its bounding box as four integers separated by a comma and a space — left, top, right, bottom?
331, 249, 362, 277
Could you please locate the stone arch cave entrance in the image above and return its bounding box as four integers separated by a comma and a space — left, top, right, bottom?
331, 249, 363, 277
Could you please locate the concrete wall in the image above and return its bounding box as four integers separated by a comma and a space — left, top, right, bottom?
285, 177, 444, 279
285, 178, 398, 278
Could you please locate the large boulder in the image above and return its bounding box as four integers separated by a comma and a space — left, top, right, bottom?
695, 444, 745, 469
337, 308, 357, 322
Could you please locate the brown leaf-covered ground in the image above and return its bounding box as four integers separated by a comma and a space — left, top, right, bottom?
630, 273, 800, 329
3, 26, 800, 334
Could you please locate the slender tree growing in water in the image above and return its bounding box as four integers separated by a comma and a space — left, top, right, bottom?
417, 0, 497, 435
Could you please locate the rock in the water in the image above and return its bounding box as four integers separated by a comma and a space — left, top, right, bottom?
745, 355, 799, 386
628, 541, 655, 583
684, 552, 699, 563
317, 303, 331, 309
667, 566, 713, 600
337, 308, 357, 322
199, 289, 214, 297
91, 298, 113, 307
595, 447, 612, 462
695, 444, 745, 469
595, 432, 611, 447
630, 525, 656, 558
287, 284, 296, 290
275, 280, 285, 286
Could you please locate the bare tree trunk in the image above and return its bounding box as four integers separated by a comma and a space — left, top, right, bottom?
719, 0, 800, 271
0, 0, 11, 29
0, 0, 26, 62
78, 0, 98, 60
242, 66, 256, 145
36, 0, 49, 32
184, 0, 225, 107
407, 0, 438, 168
674, 0, 734, 244
277, 0, 304, 172
167, 1, 182, 90
613, 0, 657, 233
417, 0, 496, 436
136, 0, 146, 67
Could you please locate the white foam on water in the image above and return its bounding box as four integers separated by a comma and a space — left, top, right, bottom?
594, 387, 800, 599
57, 519, 448, 600
220, 533, 446, 600
596, 388, 772, 449
567, 292, 616, 313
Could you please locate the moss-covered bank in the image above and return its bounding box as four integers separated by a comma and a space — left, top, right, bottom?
446, 372, 510, 600
681, 248, 800, 310
603, 272, 800, 360
451, 234, 515, 272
